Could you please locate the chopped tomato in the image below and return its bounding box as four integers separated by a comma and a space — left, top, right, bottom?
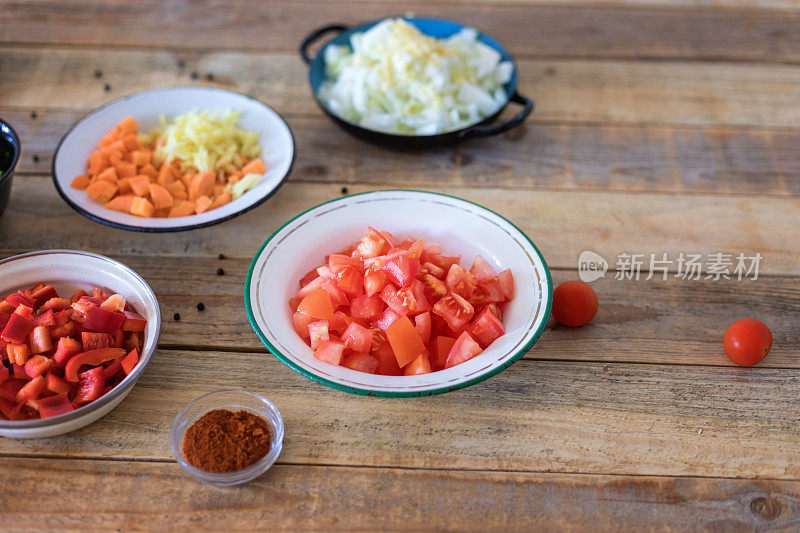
403, 352, 432, 375
431, 336, 456, 371
342, 322, 372, 353
350, 294, 383, 320
445, 332, 483, 368
414, 312, 432, 343
297, 288, 336, 322
385, 316, 426, 367
467, 307, 506, 348
355, 227, 389, 259
382, 255, 419, 288
497, 269, 515, 300
314, 339, 345, 365
308, 321, 330, 350
342, 352, 379, 374
364, 269, 388, 297
373, 307, 401, 331
445, 264, 477, 299
470, 255, 497, 282
432, 293, 475, 333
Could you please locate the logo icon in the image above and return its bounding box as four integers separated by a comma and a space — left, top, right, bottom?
578, 251, 608, 282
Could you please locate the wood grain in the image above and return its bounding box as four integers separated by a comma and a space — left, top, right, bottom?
3, 46, 800, 128
3, 458, 800, 531
2, 177, 799, 275
7, 108, 800, 197
2, 350, 800, 479
2, 1, 800, 63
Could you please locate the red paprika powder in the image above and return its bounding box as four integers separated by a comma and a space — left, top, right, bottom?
182, 408, 271, 472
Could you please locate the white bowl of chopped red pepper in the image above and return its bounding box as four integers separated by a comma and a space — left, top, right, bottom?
0, 250, 160, 438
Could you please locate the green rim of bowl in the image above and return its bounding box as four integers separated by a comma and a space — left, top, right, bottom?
244, 190, 553, 397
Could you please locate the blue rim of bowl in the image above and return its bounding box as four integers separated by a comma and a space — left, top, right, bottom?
0, 249, 161, 429
50, 86, 297, 233
307, 17, 520, 139
0, 118, 21, 187
244, 190, 553, 397
170, 389, 285, 485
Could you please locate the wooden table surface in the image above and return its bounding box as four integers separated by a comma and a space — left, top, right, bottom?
2, 0, 800, 530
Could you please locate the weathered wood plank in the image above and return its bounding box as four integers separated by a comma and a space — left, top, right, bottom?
3, 458, 799, 531
1, 1, 799, 63
3, 46, 800, 128
1, 253, 792, 368
1, 178, 799, 275
2, 351, 800, 479
6, 108, 800, 197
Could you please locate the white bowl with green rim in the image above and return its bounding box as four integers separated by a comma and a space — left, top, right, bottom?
245, 190, 552, 397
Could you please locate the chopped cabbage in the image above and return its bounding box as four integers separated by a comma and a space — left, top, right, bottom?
145, 109, 261, 178
318, 18, 514, 135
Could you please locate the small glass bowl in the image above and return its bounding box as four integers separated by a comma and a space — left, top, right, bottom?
170, 389, 284, 486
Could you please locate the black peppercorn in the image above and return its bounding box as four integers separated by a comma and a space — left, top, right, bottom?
197, 303, 205, 312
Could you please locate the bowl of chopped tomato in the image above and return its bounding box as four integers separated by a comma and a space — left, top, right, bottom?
0, 250, 160, 438
246, 190, 552, 397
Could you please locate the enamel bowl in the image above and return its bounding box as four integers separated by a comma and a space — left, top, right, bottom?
245, 191, 552, 397
52, 87, 295, 232
0, 250, 161, 438
300, 17, 534, 147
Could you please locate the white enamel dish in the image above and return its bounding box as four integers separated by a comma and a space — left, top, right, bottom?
52, 87, 295, 232
245, 190, 552, 397
0, 250, 160, 438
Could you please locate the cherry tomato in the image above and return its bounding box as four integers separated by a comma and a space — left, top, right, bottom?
552, 281, 598, 326
723, 318, 772, 367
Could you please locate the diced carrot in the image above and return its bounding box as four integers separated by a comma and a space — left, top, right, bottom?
210, 192, 232, 210
96, 167, 118, 184
140, 164, 158, 180
121, 134, 140, 151
168, 200, 196, 218
115, 161, 137, 179
180, 172, 194, 189
157, 162, 174, 186
189, 171, 215, 200
108, 151, 123, 167
117, 116, 138, 134
86, 180, 118, 204
228, 174, 242, 185
101, 140, 126, 157
131, 150, 150, 167
104, 195, 135, 213
130, 197, 155, 217
194, 195, 212, 214
117, 177, 132, 194
148, 183, 174, 209
170, 160, 183, 177
87, 151, 108, 177
153, 208, 170, 218
213, 184, 226, 197
71, 175, 91, 190
129, 175, 151, 197
241, 158, 266, 175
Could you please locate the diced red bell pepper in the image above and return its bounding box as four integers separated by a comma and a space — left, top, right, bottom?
0, 312, 10, 329
37, 392, 75, 418
0, 378, 25, 401
124, 332, 142, 354
40, 297, 72, 313
1, 312, 34, 344
7, 343, 30, 366
16, 375, 46, 403
0, 365, 8, 385
46, 372, 72, 395
30, 285, 58, 306
50, 321, 79, 339
33, 309, 57, 327
65, 347, 125, 382
121, 349, 139, 375
5, 291, 36, 309
54, 308, 73, 326
13, 364, 28, 380
83, 306, 126, 334
69, 289, 88, 303
53, 337, 83, 366
29, 325, 53, 354
74, 366, 106, 404
0, 396, 22, 420
71, 296, 103, 322
93, 287, 111, 300
313, 339, 345, 365
24, 355, 53, 379
82, 331, 111, 351
121, 310, 147, 331
103, 356, 123, 379
13, 303, 35, 320
99, 294, 126, 312
0, 301, 12, 314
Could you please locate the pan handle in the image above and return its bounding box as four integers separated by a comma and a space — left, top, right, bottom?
459, 92, 534, 139
300, 24, 350, 65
